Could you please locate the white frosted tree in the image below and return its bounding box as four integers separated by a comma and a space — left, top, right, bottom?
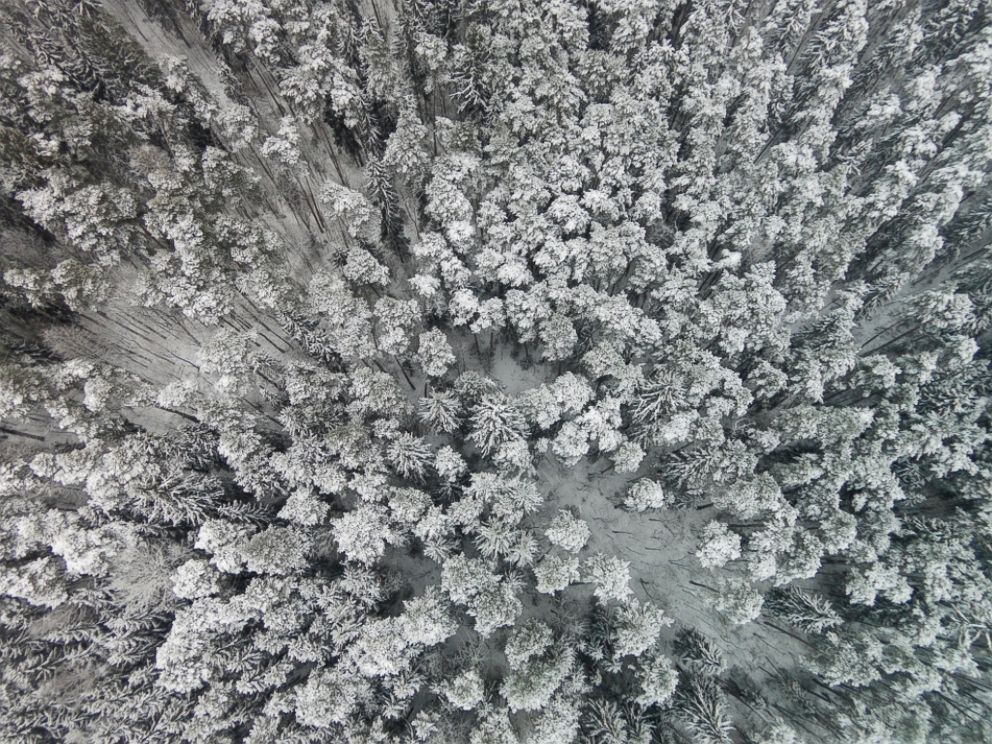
333, 504, 396, 565
374, 297, 420, 357
417, 390, 463, 433
504, 619, 553, 670
343, 245, 390, 287
611, 440, 645, 473
439, 669, 485, 711
259, 116, 302, 167
583, 554, 632, 603
697, 521, 743, 570
635, 652, 680, 708
533, 553, 580, 595
623, 478, 669, 512
715, 578, 764, 625
614, 599, 672, 657
470, 394, 527, 457
545, 510, 590, 553
417, 329, 456, 377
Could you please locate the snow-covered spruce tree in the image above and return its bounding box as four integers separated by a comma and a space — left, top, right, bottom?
0, 1, 990, 742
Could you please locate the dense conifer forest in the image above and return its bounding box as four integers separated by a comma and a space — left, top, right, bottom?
0, 0, 991, 742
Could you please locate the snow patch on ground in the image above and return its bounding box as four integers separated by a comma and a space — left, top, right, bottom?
536, 456, 808, 676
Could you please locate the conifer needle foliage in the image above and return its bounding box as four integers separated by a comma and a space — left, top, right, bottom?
0, 1, 990, 742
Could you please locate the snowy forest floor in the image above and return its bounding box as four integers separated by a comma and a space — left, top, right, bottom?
0, 0, 819, 730
402, 345, 809, 684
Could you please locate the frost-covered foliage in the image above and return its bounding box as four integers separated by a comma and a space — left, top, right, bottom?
545, 509, 591, 553
697, 521, 743, 570
0, 1, 990, 743
623, 478, 668, 512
